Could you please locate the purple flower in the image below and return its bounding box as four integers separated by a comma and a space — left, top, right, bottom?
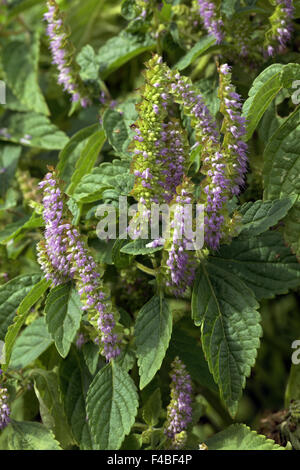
165, 357, 192, 448
0, 370, 10, 431
201, 64, 247, 251
44, 1, 89, 107
164, 182, 198, 297
266, 0, 294, 56
38, 171, 121, 362
197, 0, 224, 43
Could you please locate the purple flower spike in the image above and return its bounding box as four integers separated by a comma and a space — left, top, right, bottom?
37, 171, 121, 362
165, 357, 193, 448
197, 0, 224, 43
0, 371, 10, 431
44, 1, 89, 107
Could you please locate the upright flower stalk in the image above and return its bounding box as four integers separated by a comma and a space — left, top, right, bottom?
199, 63, 247, 250
162, 180, 199, 297
165, 357, 193, 449
131, 56, 189, 207
265, 0, 294, 56
44, 0, 89, 107
37, 171, 121, 361
195, 0, 223, 43
0, 370, 10, 431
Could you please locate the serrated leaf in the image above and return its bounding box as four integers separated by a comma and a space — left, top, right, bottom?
242, 64, 283, 140
8, 420, 62, 450
174, 36, 216, 71
67, 129, 106, 195
103, 100, 138, 158
59, 347, 94, 450
205, 423, 285, 450
1, 112, 69, 150
238, 198, 295, 237
97, 32, 155, 79
32, 369, 74, 449
4, 278, 50, 370
135, 294, 172, 389
2, 35, 49, 115
82, 342, 99, 375
77, 45, 100, 81
283, 202, 300, 258
142, 388, 162, 427
120, 238, 164, 255
73, 160, 133, 203
0, 273, 42, 341
263, 106, 300, 200
211, 232, 300, 300
0, 212, 43, 245
86, 362, 138, 450
10, 317, 53, 369
45, 283, 83, 358
57, 124, 99, 184
192, 263, 261, 416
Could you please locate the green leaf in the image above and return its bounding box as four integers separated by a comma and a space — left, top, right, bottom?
67, 129, 106, 195
205, 423, 285, 450
32, 369, 74, 449
205, 424, 285, 450
0, 212, 43, 245
285, 361, 300, 407
0, 273, 41, 341
10, 317, 53, 369
238, 198, 295, 237
8, 420, 62, 450
45, 283, 83, 358
73, 160, 133, 203
142, 388, 162, 427
1, 112, 69, 150
4, 278, 50, 370
82, 342, 99, 375
263, 107, 300, 257
280, 63, 300, 90
0, 144, 21, 197
283, 202, 300, 258
242, 64, 283, 140
135, 294, 172, 389
167, 323, 217, 393
263, 106, 300, 200
2, 35, 49, 115
103, 99, 138, 158
192, 263, 261, 416
57, 124, 99, 184
97, 32, 155, 79
174, 36, 216, 71
86, 362, 138, 450
59, 347, 94, 450
120, 238, 163, 255
211, 232, 300, 300
77, 45, 100, 81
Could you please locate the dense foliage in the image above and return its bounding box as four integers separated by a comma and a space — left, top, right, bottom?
0, 0, 300, 451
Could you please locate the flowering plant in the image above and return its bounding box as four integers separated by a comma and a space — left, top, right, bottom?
0, 0, 300, 452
